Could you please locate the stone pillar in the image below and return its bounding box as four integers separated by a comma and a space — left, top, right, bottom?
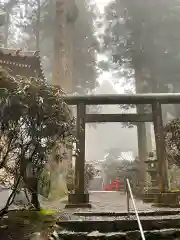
152, 101, 169, 192
137, 104, 148, 193
146, 122, 153, 152
66, 102, 91, 208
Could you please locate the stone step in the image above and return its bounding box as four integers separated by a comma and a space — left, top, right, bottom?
74, 210, 180, 217
56, 228, 180, 240
57, 215, 180, 232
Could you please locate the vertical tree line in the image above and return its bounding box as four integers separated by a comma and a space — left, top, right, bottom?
102, 0, 180, 187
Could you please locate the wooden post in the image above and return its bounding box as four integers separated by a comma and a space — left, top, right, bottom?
125, 179, 130, 218
66, 102, 91, 208
136, 104, 148, 194
75, 102, 86, 194
152, 101, 168, 192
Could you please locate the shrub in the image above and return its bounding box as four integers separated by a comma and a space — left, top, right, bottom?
0, 69, 75, 212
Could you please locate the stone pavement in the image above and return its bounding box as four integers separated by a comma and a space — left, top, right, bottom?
43, 191, 180, 214
79, 191, 180, 213
39, 191, 153, 213
0, 189, 179, 214
88, 191, 152, 212
72, 191, 180, 214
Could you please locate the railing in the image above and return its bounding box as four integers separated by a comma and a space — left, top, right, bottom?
126, 178, 146, 240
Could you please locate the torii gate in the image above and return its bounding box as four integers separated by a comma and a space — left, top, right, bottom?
64, 93, 180, 208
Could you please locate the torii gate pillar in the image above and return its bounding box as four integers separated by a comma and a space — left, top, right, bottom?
66, 102, 91, 208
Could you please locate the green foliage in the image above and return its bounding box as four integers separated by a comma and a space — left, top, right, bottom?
73, 0, 99, 93
85, 163, 97, 182
0, 69, 75, 208
66, 163, 96, 191
14, 0, 98, 92
40, 209, 56, 215
164, 119, 180, 167
0, 209, 58, 238
104, 0, 180, 93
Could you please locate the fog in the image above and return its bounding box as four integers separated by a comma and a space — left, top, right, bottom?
85, 80, 138, 161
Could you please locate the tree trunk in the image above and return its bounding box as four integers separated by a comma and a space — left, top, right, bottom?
52, 0, 77, 198
52, 0, 75, 93
135, 68, 148, 192
35, 0, 41, 50
0, 9, 5, 47
20, 158, 41, 210
30, 177, 40, 210
3, 12, 9, 47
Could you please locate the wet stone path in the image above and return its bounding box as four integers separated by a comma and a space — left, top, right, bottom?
0, 188, 178, 214
88, 191, 152, 212
43, 191, 180, 216
0, 190, 180, 239
73, 191, 179, 214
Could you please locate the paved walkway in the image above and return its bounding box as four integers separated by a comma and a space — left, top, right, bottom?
74, 191, 180, 214
0, 189, 179, 214
89, 191, 152, 212
40, 191, 180, 215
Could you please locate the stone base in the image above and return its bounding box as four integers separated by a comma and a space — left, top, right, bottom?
57, 216, 180, 232
142, 192, 157, 203
65, 203, 92, 208
65, 193, 92, 208
154, 192, 180, 207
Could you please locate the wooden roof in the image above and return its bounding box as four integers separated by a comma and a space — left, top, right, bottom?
0, 47, 45, 80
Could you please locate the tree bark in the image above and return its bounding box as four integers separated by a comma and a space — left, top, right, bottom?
52, 0, 76, 93
30, 177, 40, 210
3, 12, 9, 47
20, 156, 41, 210
52, 1, 77, 199
135, 68, 148, 192
35, 0, 41, 51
